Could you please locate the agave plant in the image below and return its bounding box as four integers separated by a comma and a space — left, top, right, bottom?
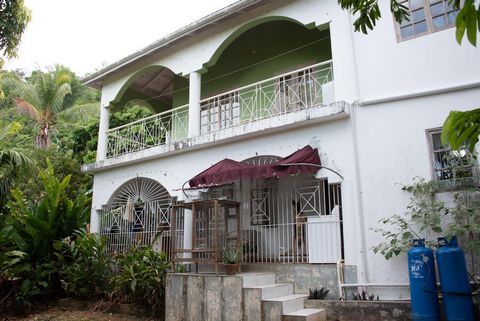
308, 287, 329, 300
351, 290, 379, 301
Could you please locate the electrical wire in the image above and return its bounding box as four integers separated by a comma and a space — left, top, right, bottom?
108, 35, 331, 105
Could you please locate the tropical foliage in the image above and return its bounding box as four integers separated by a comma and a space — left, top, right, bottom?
54, 229, 112, 299
111, 246, 170, 316
0, 0, 31, 59
442, 108, 480, 152
0, 161, 91, 307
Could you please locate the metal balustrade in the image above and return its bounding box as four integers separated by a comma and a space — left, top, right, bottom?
200, 60, 334, 134
104, 61, 334, 158
106, 104, 188, 158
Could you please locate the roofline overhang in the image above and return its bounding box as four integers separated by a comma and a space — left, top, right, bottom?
82, 0, 269, 89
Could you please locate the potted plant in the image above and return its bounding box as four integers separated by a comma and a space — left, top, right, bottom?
222, 248, 240, 275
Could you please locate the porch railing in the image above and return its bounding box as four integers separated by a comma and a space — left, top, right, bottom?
200, 60, 334, 134
106, 104, 189, 158
242, 215, 342, 264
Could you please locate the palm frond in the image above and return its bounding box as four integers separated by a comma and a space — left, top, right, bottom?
58, 102, 100, 123
0, 149, 33, 169
49, 82, 72, 114
14, 97, 40, 121
11, 79, 42, 109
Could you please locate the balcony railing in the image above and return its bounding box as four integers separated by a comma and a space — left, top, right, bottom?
104, 61, 334, 159
106, 104, 189, 158
200, 60, 334, 134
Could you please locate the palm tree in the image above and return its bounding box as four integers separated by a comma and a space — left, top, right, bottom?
2, 66, 84, 149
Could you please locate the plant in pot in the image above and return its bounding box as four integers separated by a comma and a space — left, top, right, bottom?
222, 248, 240, 275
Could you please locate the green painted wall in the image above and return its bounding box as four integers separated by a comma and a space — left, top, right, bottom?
201, 21, 331, 98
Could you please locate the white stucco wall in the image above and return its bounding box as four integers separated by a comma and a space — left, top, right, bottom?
90, 0, 480, 300
354, 88, 480, 298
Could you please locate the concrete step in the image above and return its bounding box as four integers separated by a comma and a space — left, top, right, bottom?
241, 272, 276, 287
283, 308, 327, 321
262, 294, 309, 321
245, 283, 293, 299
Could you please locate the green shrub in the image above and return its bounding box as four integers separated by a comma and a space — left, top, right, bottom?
111, 246, 170, 316
1, 160, 91, 307
55, 229, 112, 299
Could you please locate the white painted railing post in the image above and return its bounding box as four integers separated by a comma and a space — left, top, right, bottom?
188, 71, 201, 138
97, 104, 110, 161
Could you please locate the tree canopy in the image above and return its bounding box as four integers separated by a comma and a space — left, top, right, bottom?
0, 0, 31, 58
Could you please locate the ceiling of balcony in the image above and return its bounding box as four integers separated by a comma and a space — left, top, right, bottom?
130, 67, 174, 104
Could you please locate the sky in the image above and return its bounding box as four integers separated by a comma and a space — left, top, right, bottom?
4, 0, 236, 76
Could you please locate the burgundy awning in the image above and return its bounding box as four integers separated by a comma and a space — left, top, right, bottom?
188, 145, 320, 188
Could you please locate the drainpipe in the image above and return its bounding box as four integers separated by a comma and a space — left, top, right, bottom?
337, 259, 345, 299
349, 103, 369, 285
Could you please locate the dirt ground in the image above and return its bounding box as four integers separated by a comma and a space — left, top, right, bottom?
1, 306, 158, 321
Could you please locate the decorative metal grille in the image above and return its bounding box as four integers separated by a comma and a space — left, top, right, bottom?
200, 61, 333, 134
106, 104, 188, 158
100, 177, 174, 255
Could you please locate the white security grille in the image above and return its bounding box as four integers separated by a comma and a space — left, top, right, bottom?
100, 177, 174, 255
199, 168, 344, 264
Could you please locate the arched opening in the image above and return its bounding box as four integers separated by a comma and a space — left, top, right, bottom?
101, 177, 175, 255
201, 18, 332, 98
199, 18, 334, 134
106, 66, 190, 157
111, 65, 188, 114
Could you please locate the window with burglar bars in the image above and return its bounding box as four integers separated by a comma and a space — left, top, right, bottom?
427, 128, 477, 188
395, 0, 458, 41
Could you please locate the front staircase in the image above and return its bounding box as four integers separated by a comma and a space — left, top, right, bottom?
241, 273, 326, 321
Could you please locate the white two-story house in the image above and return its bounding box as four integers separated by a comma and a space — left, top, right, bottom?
82, 0, 480, 301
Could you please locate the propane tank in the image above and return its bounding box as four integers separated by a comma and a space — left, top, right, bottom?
436, 236, 474, 321
407, 239, 440, 321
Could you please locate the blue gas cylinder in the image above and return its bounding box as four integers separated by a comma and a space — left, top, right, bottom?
436, 236, 474, 321
407, 239, 440, 321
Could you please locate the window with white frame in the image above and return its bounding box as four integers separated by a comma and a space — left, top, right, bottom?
396, 0, 458, 41
427, 128, 475, 186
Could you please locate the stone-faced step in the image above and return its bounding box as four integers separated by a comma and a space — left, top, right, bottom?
262, 294, 309, 321
241, 273, 277, 287
283, 308, 327, 321
245, 283, 294, 299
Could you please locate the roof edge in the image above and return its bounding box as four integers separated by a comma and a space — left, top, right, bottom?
82, 0, 267, 87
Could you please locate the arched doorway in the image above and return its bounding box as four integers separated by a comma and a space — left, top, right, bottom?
101, 177, 174, 255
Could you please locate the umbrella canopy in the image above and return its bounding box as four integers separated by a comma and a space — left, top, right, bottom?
188, 145, 320, 188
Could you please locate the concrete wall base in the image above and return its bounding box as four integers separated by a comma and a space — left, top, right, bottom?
165, 273, 243, 321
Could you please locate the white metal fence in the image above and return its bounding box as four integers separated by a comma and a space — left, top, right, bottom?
100, 200, 175, 256
242, 215, 342, 264
200, 60, 334, 134
106, 104, 188, 158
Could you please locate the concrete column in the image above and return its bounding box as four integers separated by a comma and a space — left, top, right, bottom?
96, 104, 110, 161
183, 209, 193, 259
90, 208, 101, 234
188, 71, 201, 138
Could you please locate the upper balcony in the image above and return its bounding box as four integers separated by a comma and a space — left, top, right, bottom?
82, 19, 350, 172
